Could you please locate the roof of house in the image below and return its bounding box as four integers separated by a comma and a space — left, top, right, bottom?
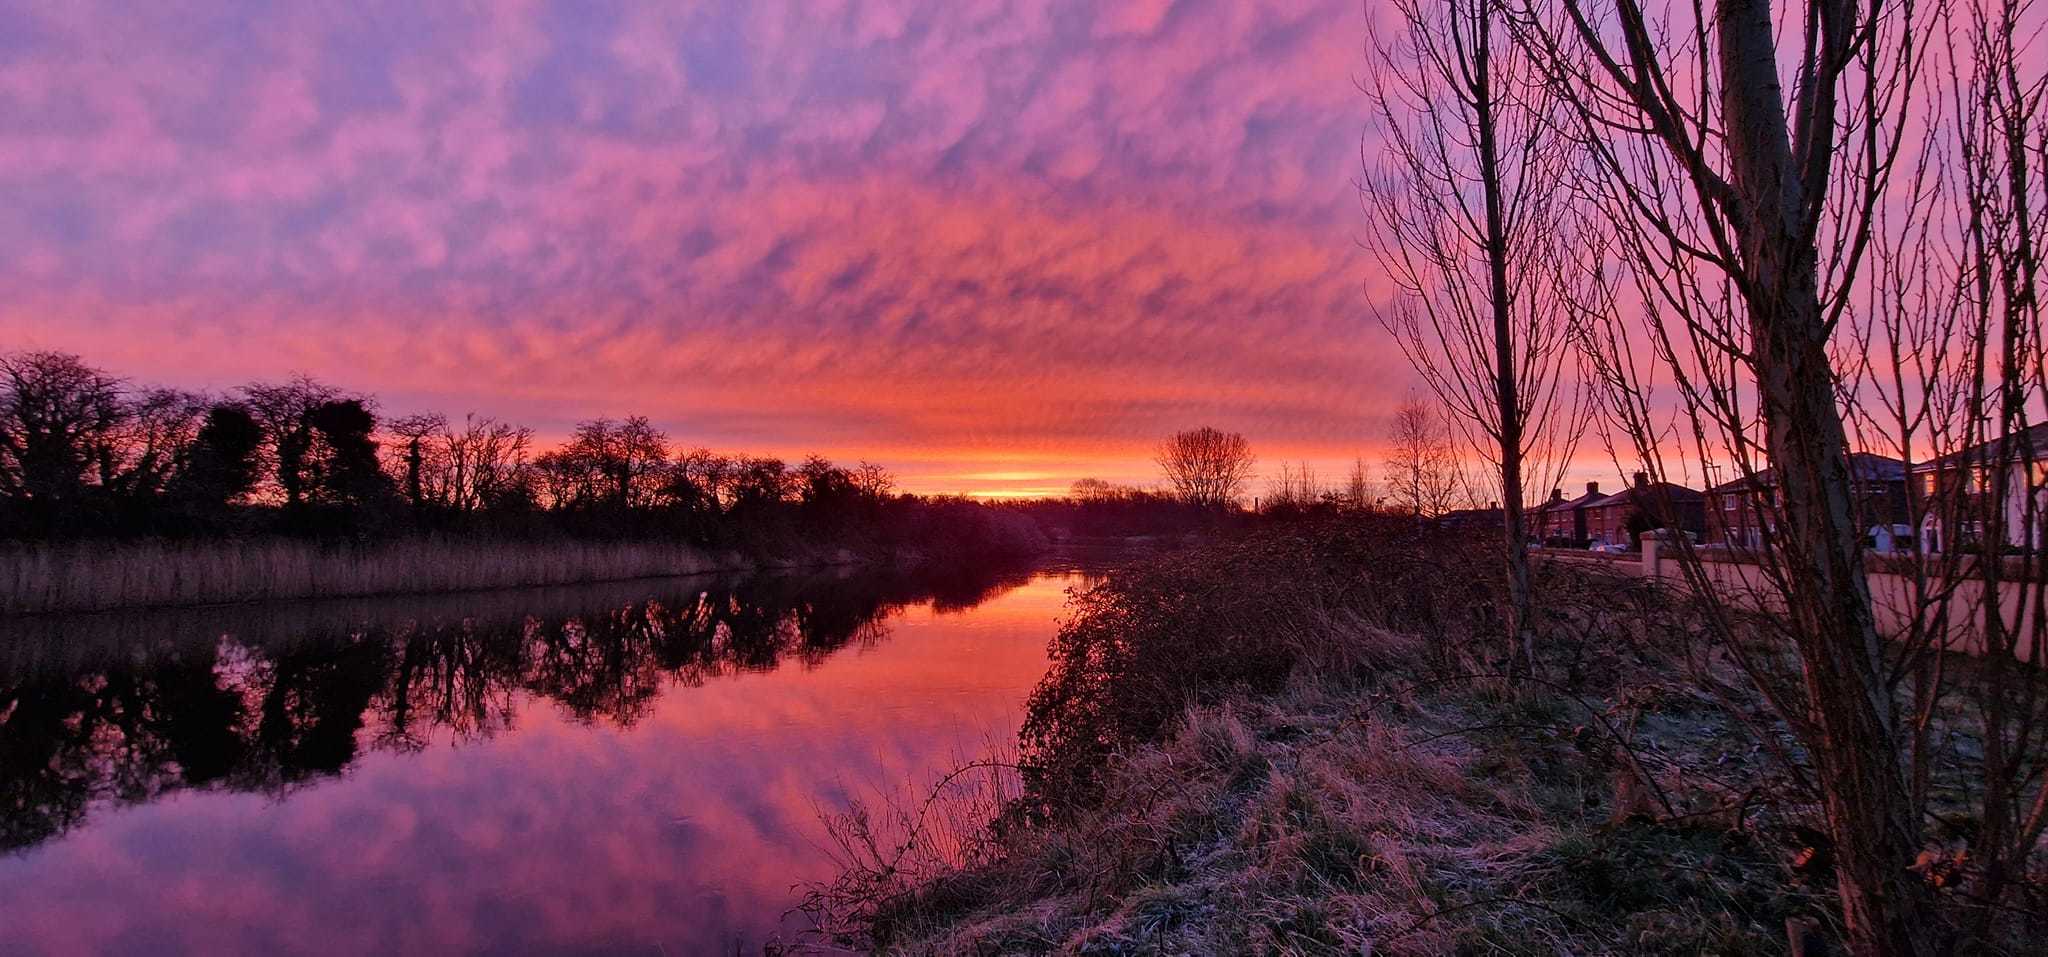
1708, 452, 1906, 493
1587, 481, 1703, 510
1437, 506, 1504, 526
1910, 422, 2048, 471
1533, 488, 1605, 513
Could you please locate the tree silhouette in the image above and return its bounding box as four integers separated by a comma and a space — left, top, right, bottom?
0, 351, 1063, 567
384, 413, 446, 512
240, 376, 348, 507
1382, 400, 1461, 518
564, 416, 669, 510
167, 403, 265, 515
1156, 427, 1253, 509
0, 352, 127, 533
1364, 0, 1590, 666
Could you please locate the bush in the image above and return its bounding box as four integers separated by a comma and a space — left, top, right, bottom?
1012, 518, 1503, 819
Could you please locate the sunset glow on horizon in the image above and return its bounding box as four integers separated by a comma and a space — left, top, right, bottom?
0, 1, 1468, 497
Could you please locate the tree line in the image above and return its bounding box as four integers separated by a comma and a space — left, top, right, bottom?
1021, 418, 1477, 536
0, 349, 1013, 556
0, 349, 1442, 554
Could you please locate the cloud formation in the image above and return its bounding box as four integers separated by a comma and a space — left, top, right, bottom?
0, 0, 1409, 493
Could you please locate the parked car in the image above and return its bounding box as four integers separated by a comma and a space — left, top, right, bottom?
1590, 542, 1631, 554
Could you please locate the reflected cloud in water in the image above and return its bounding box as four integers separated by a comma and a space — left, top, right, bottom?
0, 562, 1085, 954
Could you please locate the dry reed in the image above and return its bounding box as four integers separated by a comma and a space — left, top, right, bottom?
0, 538, 865, 614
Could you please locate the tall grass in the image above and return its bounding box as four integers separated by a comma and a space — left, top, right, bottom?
0, 537, 847, 614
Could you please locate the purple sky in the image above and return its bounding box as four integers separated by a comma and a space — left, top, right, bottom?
0, 0, 1438, 496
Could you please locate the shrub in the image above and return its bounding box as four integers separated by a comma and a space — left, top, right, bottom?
1012, 518, 1502, 819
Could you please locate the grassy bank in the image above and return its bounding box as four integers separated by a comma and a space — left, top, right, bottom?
805, 522, 2044, 954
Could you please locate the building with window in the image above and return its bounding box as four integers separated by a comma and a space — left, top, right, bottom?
1911, 423, 2048, 553
1584, 473, 1706, 548
1704, 452, 1908, 551
1526, 482, 1603, 544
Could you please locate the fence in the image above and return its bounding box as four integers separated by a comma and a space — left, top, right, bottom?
1548, 535, 2042, 661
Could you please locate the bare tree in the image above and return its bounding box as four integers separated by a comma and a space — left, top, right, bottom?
852, 461, 896, 499
1934, 7, 2048, 931
1833, 0, 2048, 941
566, 416, 670, 509
0, 352, 128, 512
612, 416, 669, 508
104, 387, 207, 502
238, 375, 356, 506
1506, 0, 1947, 949
673, 447, 736, 508
447, 414, 535, 513
728, 456, 794, 509
1364, 0, 1591, 666
1262, 461, 1327, 514
385, 413, 447, 511
531, 448, 588, 511
1155, 427, 1254, 509
1383, 400, 1463, 518
1069, 477, 1119, 502
1343, 457, 1378, 510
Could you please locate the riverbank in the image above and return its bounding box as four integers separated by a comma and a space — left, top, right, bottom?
805, 521, 2043, 954
0, 511, 1048, 614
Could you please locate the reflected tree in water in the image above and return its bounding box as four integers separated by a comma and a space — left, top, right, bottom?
0, 566, 1031, 854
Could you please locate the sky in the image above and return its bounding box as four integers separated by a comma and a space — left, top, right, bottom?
0, 0, 1434, 497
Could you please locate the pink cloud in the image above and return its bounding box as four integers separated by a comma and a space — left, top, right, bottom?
0, 0, 1443, 495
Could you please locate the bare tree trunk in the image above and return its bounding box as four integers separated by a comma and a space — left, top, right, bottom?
1718, 2, 1929, 950
1510, 0, 1947, 946
1364, 0, 1586, 666
1471, 10, 1537, 666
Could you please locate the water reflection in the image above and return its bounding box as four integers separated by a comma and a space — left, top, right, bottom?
0, 562, 1071, 955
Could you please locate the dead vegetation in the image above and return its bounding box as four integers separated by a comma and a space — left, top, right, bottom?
0, 537, 758, 613
800, 520, 2046, 955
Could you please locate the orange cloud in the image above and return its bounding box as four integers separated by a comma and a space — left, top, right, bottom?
0, 0, 1445, 496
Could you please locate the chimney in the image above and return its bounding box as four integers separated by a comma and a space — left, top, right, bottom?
1633, 471, 1649, 489
1550, 488, 1564, 503
1585, 481, 1600, 496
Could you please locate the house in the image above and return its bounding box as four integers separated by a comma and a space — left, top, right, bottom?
1527, 482, 1603, 544
1584, 472, 1706, 547
1436, 505, 1504, 531
1911, 422, 2048, 553
1704, 452, 1908, 550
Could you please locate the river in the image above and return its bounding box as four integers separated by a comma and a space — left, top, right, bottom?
0, 558, 1107, 955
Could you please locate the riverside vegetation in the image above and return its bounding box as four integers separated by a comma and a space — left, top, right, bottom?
0, 351, 1291, 614
803, 520, 2047, 954
0, 351, 1062, 612
0, 507, 1048, 614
